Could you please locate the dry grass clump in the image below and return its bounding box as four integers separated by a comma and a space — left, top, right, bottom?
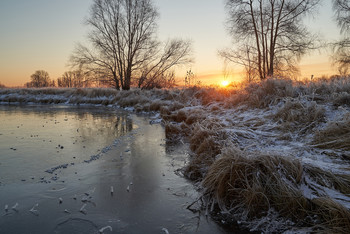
0, 88, 72, 104
222, 77, 350, 109
303, 76, 350, 101
221, 78, 299, 109
305, 165, 350, 195
202, 148, 308, 219
311, 197, 350, 233
0, 88, 12, 95
149, 99, 167, 111
117, 92, 150, 107
189, 124, 221, 156
174, 109, 187, 122
0, 88, 120, 105
163, 109, 188, 122
185, 110, 206, 125
69, 88, 118, 98
165, 122, 182, 140
182, 124, 222, 180
200, 147, 350, 232
193, 136, 220, 157
160, 106, 206, 128
333, 92, 350, 107
192, 87, 234, 106
159, 88, 180, 101
164, 121, 192, 140
223, 90, 249, 108
159, 106, 171, 116
167, 101, 185, 112
19, 88, 70, 96
83, 88, 118, 98
160, 104, 187, 123
244, 78, 297, 108
307, 76, 350, 96
161, 107, 206, 125
312, 113, 350, 151
185, 152, 217, 181
274, 98, 325, 132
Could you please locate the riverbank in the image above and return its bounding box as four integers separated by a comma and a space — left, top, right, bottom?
2, 77, 350, 232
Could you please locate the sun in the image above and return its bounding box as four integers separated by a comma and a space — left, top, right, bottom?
220, 80, 229, 87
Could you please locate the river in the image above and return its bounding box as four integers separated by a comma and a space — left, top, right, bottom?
0, 105, 232, 233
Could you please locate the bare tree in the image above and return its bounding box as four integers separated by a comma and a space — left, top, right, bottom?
70, 0, 192, 90
220, 0, 320, 80
57, 72, 74, 88
57, 70, 89, 88
27, 70, 51, 88
332, 0, 350, 75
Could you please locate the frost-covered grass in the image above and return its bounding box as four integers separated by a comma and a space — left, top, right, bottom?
312, 112, 350, 152
2, 77, 350, 232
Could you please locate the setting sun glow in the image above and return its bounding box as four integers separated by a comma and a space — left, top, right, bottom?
221, 80, 229, 87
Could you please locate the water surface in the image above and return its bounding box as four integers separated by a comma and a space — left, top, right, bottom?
0, 105, 134, 184
0, 105, 232, 233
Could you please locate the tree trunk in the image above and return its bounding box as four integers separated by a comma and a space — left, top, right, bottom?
250, 0, 264, 80
269, 0, 284, 77
113, 72, 120, 90
268, 2, 275, 77
123, 66, 132, 90
260, 0, 266, 80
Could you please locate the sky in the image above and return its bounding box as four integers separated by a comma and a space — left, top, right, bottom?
0, 0, 341, 87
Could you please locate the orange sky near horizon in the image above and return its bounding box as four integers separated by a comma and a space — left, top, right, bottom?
0, 56, 338, 88
195, 62, 337, 86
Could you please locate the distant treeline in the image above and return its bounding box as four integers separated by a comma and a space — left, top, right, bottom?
24, 70, 112, 89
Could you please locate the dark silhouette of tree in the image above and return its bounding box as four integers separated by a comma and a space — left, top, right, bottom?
27, 70, 52, 88
57, 70, 90, 88
220, 0, 320, 81
70, 0, 192, 90
57, 72, 74, 88
332, 0, 350, 75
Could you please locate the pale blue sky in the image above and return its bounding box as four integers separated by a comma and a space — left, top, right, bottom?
0, 0, 341, 86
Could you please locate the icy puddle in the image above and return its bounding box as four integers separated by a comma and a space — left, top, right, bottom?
0, 105, 230, 233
